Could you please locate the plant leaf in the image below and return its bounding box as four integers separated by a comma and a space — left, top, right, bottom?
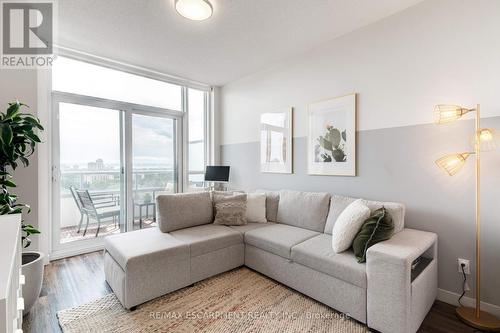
0, 124, 13, 145
1, 101, 43, 245
0, 179, 16, 187
23, 237, 31, 248
9, 207, 23, 214
5, 102, 21, 120
23, 116, 44, 130
25, 131, 41, 143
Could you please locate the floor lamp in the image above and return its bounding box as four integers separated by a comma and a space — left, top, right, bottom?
434, 104, 500, 331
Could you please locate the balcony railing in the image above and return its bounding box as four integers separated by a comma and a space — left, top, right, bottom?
59, 169, 205, 230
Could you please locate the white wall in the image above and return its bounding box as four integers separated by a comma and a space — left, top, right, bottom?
222, 0, 500, 145
220, 0, 500, 308
0, 70, 40, 250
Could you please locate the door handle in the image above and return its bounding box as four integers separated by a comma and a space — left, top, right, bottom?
51, 166, 60, 183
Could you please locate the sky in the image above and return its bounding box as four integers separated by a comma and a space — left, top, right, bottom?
59, 104, 175, 169
55, 56, 205, 172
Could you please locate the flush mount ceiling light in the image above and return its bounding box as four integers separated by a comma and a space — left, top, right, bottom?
175, 0, 213, 21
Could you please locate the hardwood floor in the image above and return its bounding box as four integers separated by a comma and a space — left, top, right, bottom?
23, 251, 477, 333
23, 251, 111, 333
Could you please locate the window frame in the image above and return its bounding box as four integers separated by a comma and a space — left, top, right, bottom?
51, 91, 184, 255
47, 49, 213, 259
53, 48, 213, 192
186, 88, 210, 190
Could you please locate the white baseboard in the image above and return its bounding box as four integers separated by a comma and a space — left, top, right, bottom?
49, 244, 104, 261
437, 288, 500, 318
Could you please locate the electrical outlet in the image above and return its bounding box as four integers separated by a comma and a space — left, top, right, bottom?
458, 258, 470, 275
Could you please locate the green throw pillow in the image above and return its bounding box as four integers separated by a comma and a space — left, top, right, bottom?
352, 207, 394, 263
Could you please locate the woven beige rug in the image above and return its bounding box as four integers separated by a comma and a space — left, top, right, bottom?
57, 267, 370, 333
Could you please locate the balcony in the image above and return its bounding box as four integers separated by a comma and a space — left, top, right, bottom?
59, 169, 204, 243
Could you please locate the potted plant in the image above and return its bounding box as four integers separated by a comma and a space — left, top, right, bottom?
143, 192, 152, 204
0, 101, 44, 314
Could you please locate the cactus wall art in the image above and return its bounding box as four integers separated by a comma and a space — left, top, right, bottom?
316, 125, 347, 162
308, 94, 357, 176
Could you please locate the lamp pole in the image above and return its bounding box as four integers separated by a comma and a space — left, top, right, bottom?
436, 103, 500, 330
475, 104, 481, 318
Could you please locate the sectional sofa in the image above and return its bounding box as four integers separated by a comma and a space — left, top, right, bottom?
103, 190, 438, 333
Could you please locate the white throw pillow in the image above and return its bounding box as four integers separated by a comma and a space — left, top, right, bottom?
331, 199, 371, 253
246, 193, 267, 223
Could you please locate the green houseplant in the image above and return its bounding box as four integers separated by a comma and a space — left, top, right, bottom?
0, 101, 44, 314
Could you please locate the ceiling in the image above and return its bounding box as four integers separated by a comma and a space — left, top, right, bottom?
58, 0, 424, 86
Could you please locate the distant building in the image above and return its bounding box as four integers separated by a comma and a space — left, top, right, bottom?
96, 158, 104, 169
85, 159, 113, 183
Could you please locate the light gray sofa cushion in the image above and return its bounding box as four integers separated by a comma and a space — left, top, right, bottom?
245, 245, 367, 323
277, 190, 331, 232
229, 222, 275, 234
324, 195, 405, 234
323, 195, 357, 234
169, 224, 243, 257
104, 227, 189, 270
291, 234, 367, 288
364, 200, 405, 234
256, 189, 280, 222
156, 192, 213, 233
244, 224, 319, 259
190, 244, 244, 284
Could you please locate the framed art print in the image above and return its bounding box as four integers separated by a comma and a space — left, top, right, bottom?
260, 107, 293, 173
308, 94, 356, 176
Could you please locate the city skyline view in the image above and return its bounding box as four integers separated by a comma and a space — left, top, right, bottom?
59, 103, 177, 170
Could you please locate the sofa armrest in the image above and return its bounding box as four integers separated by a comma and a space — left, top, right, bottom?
366, 228, 438, 333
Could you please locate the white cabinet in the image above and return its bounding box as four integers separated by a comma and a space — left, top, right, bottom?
0, 214, 23, 333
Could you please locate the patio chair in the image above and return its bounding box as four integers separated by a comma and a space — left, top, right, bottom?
69, 186, 87, 233
75, 189, 121, 237
91, 192, 120, 208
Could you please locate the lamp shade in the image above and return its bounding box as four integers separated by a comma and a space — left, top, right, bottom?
467, 128, 499, 152
478, 128, 498, 152
435, 153, 471, 176
434, 105, 469, 124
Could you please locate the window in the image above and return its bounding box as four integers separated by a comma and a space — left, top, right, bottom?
188, 88, 207, 190
52, 56, 182, 110
51, 55, 210, 255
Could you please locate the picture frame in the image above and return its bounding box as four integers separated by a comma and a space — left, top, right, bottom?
260, 107, 293, 174
308, 94, 356, 176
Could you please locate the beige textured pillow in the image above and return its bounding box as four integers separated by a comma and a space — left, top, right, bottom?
213, 193, 247, 226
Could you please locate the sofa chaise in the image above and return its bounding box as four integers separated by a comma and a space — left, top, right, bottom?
103, 190, 438, 333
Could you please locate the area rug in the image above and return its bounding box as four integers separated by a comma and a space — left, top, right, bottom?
57, 267, 369, 333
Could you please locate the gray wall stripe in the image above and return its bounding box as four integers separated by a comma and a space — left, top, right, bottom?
221, 116, 500, 306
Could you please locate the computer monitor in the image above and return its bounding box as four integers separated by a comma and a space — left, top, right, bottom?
204, 166, 230, 182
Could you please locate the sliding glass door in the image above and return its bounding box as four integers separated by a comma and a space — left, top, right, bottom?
51, 95, 182, 256
130, 113, 178, 230
53, 101, 126, 246
50, 54, 210, 258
